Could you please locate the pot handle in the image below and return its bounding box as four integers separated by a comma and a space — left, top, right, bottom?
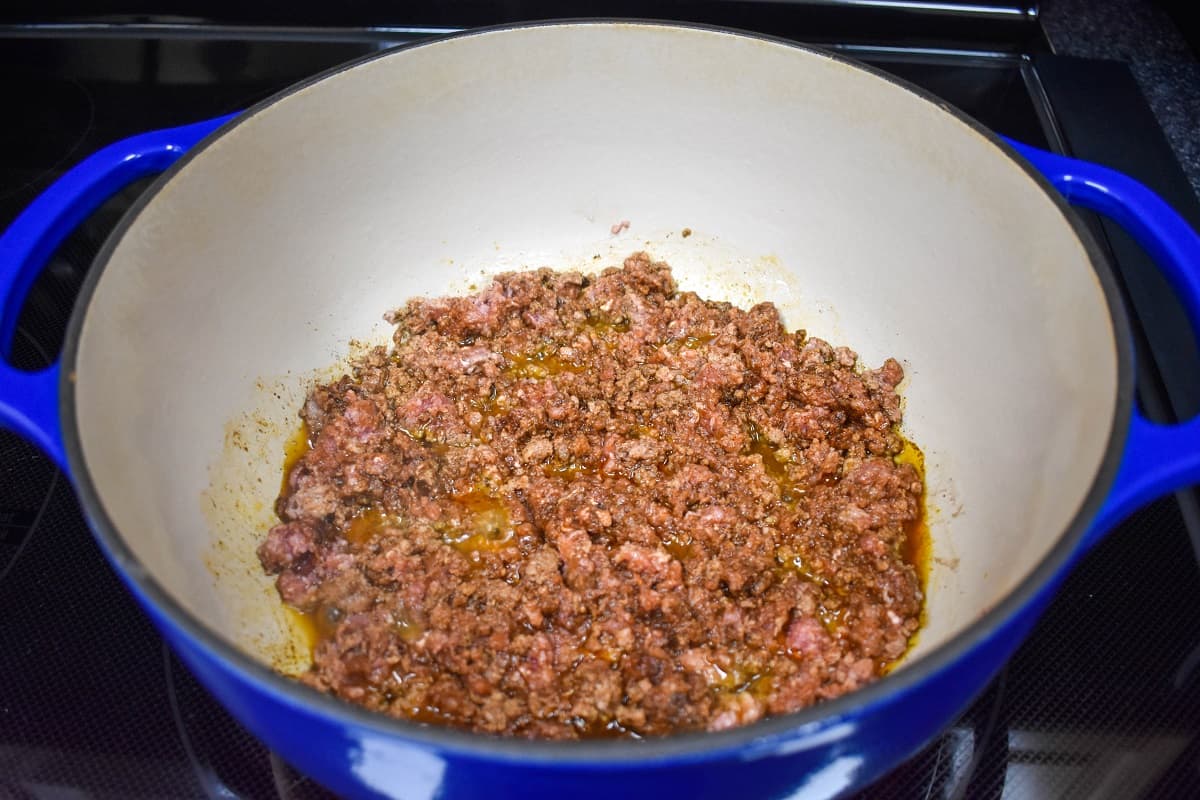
1009, 141, 1200, 550
0, 115, 234, 470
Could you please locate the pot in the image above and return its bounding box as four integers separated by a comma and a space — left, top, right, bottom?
2, 21, 1200, 800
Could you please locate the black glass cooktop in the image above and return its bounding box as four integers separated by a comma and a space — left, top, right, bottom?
2, 10, 1199, 799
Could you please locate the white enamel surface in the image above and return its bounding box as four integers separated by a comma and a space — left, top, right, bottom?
74, 24, 1117, 680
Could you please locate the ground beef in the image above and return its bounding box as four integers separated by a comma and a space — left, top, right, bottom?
259, 252, 924, 739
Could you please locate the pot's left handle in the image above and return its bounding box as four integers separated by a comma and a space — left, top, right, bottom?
0, 115, 234, 470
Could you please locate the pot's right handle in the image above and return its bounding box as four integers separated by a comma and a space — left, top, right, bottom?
1010, 141, 1200, 551
0, 115, 233, 470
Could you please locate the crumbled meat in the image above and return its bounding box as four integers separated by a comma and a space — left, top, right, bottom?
261, 252, 924, 740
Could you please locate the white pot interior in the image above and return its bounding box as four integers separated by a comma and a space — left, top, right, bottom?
73, 24, 1117, 688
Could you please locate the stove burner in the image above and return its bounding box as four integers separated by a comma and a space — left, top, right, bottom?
0, 75, 95, 227
860, 671, 1009, 798
0, 468, 56, 589
167, 646, 337, 799
270, 753, 338, 800
0, 326, 60, 587
166, 646, 284, 799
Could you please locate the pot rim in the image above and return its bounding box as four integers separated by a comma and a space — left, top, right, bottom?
59, 19, 1134, 765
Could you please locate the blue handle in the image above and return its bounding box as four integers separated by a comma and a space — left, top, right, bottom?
1010, 141, 1200, 551
0, 115, 233, 469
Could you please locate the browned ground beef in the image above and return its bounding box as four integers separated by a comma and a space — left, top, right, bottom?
259, 253, 924, 739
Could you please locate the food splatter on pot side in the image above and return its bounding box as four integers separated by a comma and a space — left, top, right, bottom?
260, 252, 929, 739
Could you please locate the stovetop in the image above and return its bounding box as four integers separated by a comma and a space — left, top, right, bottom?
2, 7, 1200, 799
